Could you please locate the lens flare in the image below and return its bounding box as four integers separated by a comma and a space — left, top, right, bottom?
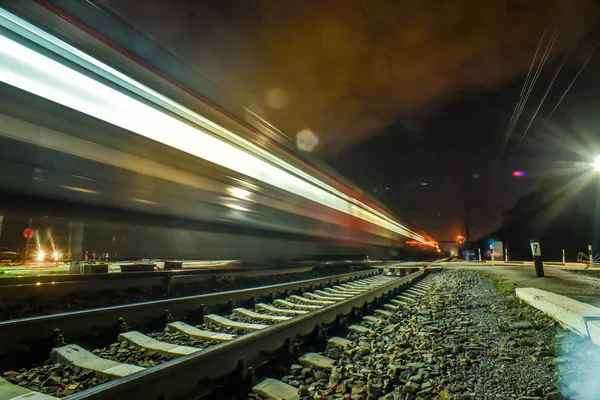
512, 170, 525, 177
593, 155, 600, 172
36, 251, 45, 262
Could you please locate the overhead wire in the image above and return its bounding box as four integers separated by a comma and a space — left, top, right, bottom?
511, 25, 566, 155
539, 45, 598, 131
508, 23, 560, 142
502, 22, 549, 148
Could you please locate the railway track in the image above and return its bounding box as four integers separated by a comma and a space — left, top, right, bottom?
0, 261, 385, 301
0, 267, 430, 399
251, 276, 434, 400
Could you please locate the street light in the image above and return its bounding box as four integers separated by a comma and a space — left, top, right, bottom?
593, 155, 600, 172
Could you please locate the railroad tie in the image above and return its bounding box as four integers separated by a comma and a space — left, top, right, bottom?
298, 353, 334, 370
255, 303, 308, 316
391, 298, 409, 306
167, 321, 236, 342
0, 377, 59, 400
303, 292, 345, 301
374, 309, 394, 318
51, 344, 144, 379
330, 286, 363, 294
288, 295, 334, 305
232, 308, 290, 323
348, 324, 372, 334
315, 289, 353, 298
273, 299, 321, 310
119, 331, 201, 358
363, 315, 383, 325
253, 378, 300, 400
327, 337, 353, 349
204, 314, 268, 331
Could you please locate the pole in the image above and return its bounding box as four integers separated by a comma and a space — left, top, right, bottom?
562, 249, 565, 263
589, 245, 593, 269
530, 239, 544, 277
490, 244, 494, 266
67, 222, 73, 261
69, 222, 84, 274
24, 218, 32, 262
504, 224, 509, 262
478, 248, 481, 261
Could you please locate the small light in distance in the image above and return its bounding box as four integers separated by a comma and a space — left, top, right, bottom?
53, 251, 61, 260
593, 155, 600, 172
36, 251, 46, 262
421, 182, 428, 186
512, 170, 525, 177
456, 235, 466, 244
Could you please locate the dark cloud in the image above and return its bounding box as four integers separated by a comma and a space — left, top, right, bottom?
100, 0, 599, 155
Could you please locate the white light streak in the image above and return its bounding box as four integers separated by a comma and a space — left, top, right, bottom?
0, 8, 433, 244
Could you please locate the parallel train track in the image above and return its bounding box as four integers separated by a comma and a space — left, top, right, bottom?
0, 266, 431, 399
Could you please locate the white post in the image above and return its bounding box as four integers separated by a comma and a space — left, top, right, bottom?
562, 249, 565, 263
69, 222, 84, 274
490, 244, 494, 266
590, 245, 594, 269
504, 248, 508, 262
478, 248, 482, 261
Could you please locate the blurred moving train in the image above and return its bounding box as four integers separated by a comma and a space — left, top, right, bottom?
0, 1, 439, 262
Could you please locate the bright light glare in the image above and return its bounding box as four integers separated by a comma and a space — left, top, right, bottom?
593, 155, 600, 172
53, 251, 61, 260
227, 187, 251, 200
36, 251, 45, 262
225, 203, 252, 212
0, 9, 434, 246
60, 186, 100, 194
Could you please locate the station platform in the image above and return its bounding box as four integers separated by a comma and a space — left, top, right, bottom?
441, 261, 600, 306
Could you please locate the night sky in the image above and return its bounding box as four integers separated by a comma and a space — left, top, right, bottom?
99, 0, 600, 242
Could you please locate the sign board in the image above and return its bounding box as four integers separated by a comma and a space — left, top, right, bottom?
491, 240, 504, 261
530, 240, 541, 257
23, 228, 35, 239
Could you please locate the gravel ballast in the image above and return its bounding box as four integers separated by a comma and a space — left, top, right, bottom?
256, 270, 600, 399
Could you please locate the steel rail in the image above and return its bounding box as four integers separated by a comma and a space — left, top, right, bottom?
0, 261, 386, 300
0, 265, 315, 300
64, 269, 426, 400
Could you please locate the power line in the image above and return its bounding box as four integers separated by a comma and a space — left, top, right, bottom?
512, 38, 568, 155
502, 17, 560, 150
502, 24, 548, 147
508, 24, 560, 140
539, 45, 598, 131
